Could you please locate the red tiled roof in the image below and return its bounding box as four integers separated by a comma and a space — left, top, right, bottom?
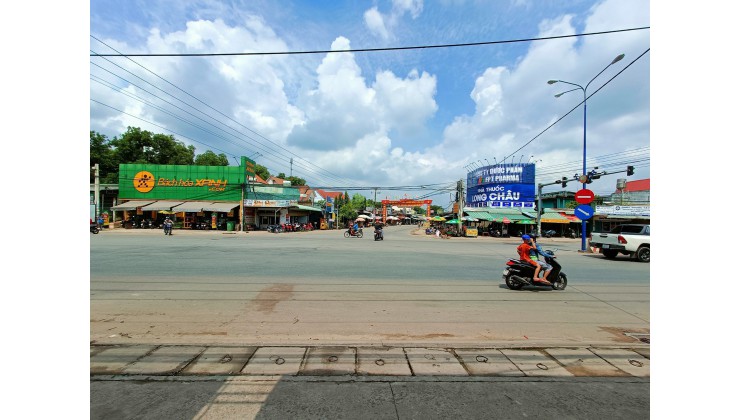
267, 176, 285, 184
316, 189, 344, 200
252, 174, 267, 184
614, 178, 649, 193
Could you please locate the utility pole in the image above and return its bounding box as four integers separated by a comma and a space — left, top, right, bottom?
457, 179, 464, 234
93, 163, 100, 219
373, 188, 378, 223
290, 158, 293, 177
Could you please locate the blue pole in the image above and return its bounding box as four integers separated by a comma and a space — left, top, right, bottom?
581, 90, 588, 252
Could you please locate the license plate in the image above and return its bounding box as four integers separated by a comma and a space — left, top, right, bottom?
602, 244, 610, 249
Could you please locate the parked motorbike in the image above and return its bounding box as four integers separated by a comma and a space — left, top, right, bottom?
344, 228, 363, 238
502, 249, 567, 290
90, 223, 100, 234
267, 224, 283, 233
374, 226, 384, 241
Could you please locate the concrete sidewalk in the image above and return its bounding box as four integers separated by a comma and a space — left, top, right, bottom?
91, 344, 649, 419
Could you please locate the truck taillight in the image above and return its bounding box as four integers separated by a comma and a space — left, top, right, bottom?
618, 235, 627, 244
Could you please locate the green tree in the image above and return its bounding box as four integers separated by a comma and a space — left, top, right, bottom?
351, 193, 367, 210
110, 127, 195, 165
286, 176, 306, 186
338, 201, 357, 224
90, 131, 119, 183
194, 150, 229, 166
254, 164, 270, 180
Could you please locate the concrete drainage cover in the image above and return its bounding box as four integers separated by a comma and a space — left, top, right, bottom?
589, 348, 650, 377
357, 347, 412, 376
404, 348, 468, 376
122, 345, 205, 375
90, 345, 157, 375
455, 349, 524, 376
182, 346, 257, 375
499, 349, 573, 377
301, 347, 356, 376
241, 347, 306, 376
545, 347, 629, 377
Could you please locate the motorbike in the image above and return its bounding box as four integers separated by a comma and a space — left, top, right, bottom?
502, 249, 568, 290
344, 227, 363, 238
90, 223, 100, 234
267, 224, 283, 233
374, 226, 384, 241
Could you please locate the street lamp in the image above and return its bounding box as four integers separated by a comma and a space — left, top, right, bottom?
548, 53, 624, 252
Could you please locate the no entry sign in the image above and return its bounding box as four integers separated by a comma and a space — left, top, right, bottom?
575, 188, 595, 204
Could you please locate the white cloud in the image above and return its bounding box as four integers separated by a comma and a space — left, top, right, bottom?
363, 7, 389, 40
286, 37, 438, 153
363, 0, 424, 40
90, 0, 648, 197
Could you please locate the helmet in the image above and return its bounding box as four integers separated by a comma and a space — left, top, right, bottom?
521, 234, 531, 240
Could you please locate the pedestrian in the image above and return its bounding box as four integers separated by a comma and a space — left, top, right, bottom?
97, 214, 104, 228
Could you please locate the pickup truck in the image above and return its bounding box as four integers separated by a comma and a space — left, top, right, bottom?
590, 224, 650, 262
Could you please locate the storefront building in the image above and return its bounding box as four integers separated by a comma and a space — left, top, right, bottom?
111, 157, 322, 231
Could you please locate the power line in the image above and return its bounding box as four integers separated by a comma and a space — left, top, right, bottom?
499, 48, 650, 164
90, 37, 364, 189
90, 27, 649, 57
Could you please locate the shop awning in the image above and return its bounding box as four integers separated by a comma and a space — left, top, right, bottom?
171, 202, 208, 213
539, 212, 570, 224
110, 200, 155, 210
293, 204, 323, 212
140, 201, 185, 211
491, 213, 531, 222
201, 202, 239, 212
559, 212, 581, 222
464, 211, 495, 221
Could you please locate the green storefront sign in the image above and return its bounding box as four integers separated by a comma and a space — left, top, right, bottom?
118, 156, 255, 201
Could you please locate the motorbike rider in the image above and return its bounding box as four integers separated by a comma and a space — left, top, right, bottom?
528, 236, 553, 284
163, 216, 173, 235
352, 221, 360, 235
516, 234, 551, 285
374, 222, 384, 239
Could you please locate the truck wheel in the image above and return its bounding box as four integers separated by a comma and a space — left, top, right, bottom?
603, 250, 618, 259
636, 246, 650, 262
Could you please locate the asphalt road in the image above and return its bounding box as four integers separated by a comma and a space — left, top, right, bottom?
90, 225, 649, 347
90, 225, 650, 419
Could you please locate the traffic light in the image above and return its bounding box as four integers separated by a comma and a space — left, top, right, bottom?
561, 177, 567, 188
627, 165, 634, 176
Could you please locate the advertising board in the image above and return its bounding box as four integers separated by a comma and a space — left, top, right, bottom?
465, 163, 536, 208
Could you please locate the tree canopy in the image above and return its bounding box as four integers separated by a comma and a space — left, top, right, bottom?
90, 127, 251, 183
194, 150, 229, 166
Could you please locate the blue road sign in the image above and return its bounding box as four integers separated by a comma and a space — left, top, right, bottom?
574, 204, 594, 220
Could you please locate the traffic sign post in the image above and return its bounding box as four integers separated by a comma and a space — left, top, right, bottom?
574, 204, 594, 220
575, 188, 595, 204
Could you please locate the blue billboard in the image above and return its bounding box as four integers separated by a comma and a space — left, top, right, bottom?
466, 163, 536, 208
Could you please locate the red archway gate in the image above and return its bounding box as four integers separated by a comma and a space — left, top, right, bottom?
380, 199, 433, 224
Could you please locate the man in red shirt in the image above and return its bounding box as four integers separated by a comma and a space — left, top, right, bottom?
516, 235, 550, 285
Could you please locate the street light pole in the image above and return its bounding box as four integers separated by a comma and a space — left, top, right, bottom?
547, 53, 624, 252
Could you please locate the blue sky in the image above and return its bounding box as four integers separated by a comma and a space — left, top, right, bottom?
88, 0, 650, 206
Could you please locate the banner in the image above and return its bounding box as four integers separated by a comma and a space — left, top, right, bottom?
466, 163, 536, 208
